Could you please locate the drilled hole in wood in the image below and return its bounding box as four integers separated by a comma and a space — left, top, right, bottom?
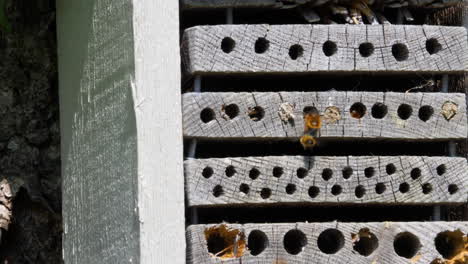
239, 183, 250, 195
355, 185, 366, 198
386, 163, 396, 175
202, 167, 214, 178
342, 166, 353, 179
289, 44, 303, 60
249, 168, 260, 180
448, 184, 458, 195
303, 106, 318, 114
434, 230, 466, 260
213, 185, 224, 197
205, 225, 246, 259
248, 230, 269, 256
283, 229, 307, 255
392, 43, 409, 61
247, 106, 264, 121
222, 104, 239, 119
371, 103, 388, 119
322, 168, 333, 181
410, 168, 421, 180
254, 37, 269, 54
422, 183, 433, 194
200, 108, 215, 123
375, 183, 386, 194
296, 168, 308, 179
286, 184, 296, 195
397, 104, 413, 120
260, 188, 271, 199
359, 42, 374, 57
393, 232, 421, 259
221, 37, 235, 53
364, 167, 375, 178
426, 38, 442, 55
350, 103, 366, 119
225, 165, 236, 177
323, 41, 337, 57
352, 228, 379, 257
318, 229, 345, 255
399, 182, 410, 193
308, 186, 320, 198
331, 185, 342, 196
273, 167, 283, 178
436, 164, 446, 176
418, 105, 434, 122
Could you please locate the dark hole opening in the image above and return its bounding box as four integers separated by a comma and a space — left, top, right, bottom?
342, 167, 353, 179
393, 232, 421, 259
386, 163, 396, 175
286, 184, 296, 195
239, 183, 250, 194
206, 232, 227, 255
273, 167, 283, 178
297, 168, 308, 179
355, 185, 366, 198
448, 184, 458, 195
434, 230, 465, 259
364, 167, 375, 178
399, 182, 410, 193
436, 164, 446, 176
418, 105, 434, 122
248, 106, 265, 121
223, 104, 239, 119
221, 37, 235, 53
289, 44, 303, 60
353, 228, 379, 256
392, 43, 409, 61
249, 168, 260, 180
283, 229, 307, 255
397, 104, 413, 120
213, 185, 224, 197
350, 103, 366, 119
375, 183, 386, 194
200, 108, 215, 123
371, 103, 388, 119
255, 37, 270, 54
359, 42, 374, 57
410, 168, 421, 180
323, 41, 337, 57
260, 188, 272, 199
202, 167, 214, 178
426, 38, 442, 55
225, 165, 236, 177
331, 185, 342, 196
317, 229, 345, 254
322, 168, 333, 181
248, 230, 269, 256
422, 183, 432, 194
308, 186, 320, 198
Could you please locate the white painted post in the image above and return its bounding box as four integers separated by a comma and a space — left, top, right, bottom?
57, 0, 185, 263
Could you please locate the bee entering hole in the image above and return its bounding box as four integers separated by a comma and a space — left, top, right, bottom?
397, 104, 413, 120
289, 44, 303, 60
392, 43, 409, 61
352, 228, 379, 257
448, 184, 458, 195
359, 42, 374, 57
213, 185, 224, 197
371, 103, 387, 119
254, 37, 269, 54
249, 168, 260, 180
342, 167, 353, 179
260, 188, 271, 199
322, 168, 333, 181
355, 185, 366, 198
410, 168, 421, 180
202, 167, 214, 178
350, 103, 366, 119
222, 104, 239, 120
399, 182, 410, 193
248, 230, 269, 256
318, 229, 345, 254
285, 184, 296, 195
375, 183, 386, 194
422, 183, 432, 194
239, 183, 250, 194
386, 163, 396, 175
393, 232, 421, 259
273, 167, 283, 178
418, 105, 434, 122
225, 165, 236, 177
426, 38, 442, 55
205, 224, 246, 259
200, 108, 215, 123
364, 167, 375, 178
434, 230, 466, 260
296, 168, 308, 179
283, 229, 307, 255
221, 37, 235, 53
436, 164, 446, 176
308, 186, 320, 198
331, 185, 342, 196
248, 106, 264, 121
323, 40, 337, 57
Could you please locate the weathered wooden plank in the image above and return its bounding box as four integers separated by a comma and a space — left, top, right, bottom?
183, 92, 467, 140
57, 0, 185, 263
181, 25, 468, 74
185, 156, 468, 206
187, 222, 467, 264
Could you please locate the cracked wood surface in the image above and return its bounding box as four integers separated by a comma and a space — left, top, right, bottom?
185, 156, 468, 206
182, 25, 468, 74
183, 92, 467, 140
187, 222, 468, 264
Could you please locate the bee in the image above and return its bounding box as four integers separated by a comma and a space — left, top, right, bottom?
301, 107, 321, 150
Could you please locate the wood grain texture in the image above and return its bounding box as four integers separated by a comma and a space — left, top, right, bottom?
185, 156, 468, 206
187, 222, 468, 264
183, 92, 467, 140
182, 25, 468, 74
57, 0, 184, 263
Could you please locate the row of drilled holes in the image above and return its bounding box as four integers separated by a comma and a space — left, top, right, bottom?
208, 228, 462, 260
221, 36, 442, 61
200, 102, 444, 123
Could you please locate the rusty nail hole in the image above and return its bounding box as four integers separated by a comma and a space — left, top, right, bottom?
260, 188, 271, 199
399, 182, 410, 193
284, 229, 307, 255
331, 185, 342, 196
202, 167, 214, 178
410, 168, 421, 180
249, 168, 260, 180
322, 168, 333, 181
350, 102, 366, 119
392, 43, 409, 61
318, 229, 345, 254
308, 186, 320, 198
248, 230, 269, 256
342, 166, 353, 179
386, 163, 396, 175
393, 232, 421, 259
273, 167, 283, 178
213, 185, 224, 197
221, 37, 235, 53
364, 167, 375, 178
426, 38, 442, 55
286, 184, 296, 195
436, 164, 446, 176
352, 228, 379, 256
448, 184, 458, 195
248, 106, 265, 121
289, 44, 303, 60
422, 183, 433, 194
255, 37, 269, 54
205, 224, 246, 259
222, 104, 239, 120
371, 103, 388, 119
434, 230, 466, 260
239, 183, 250, 195
323, 40, 337, 57
355, 185, 366, 198
419, 105, 434, 122
375, 183, 386, 194
225, 165, 236, 177
441, 101, 458, 121
296, 167, 308, 179
200, 108, 215, 123
397, 104, 413, 120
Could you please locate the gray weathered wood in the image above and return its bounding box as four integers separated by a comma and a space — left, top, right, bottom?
57, 0, 185, 263
187, 222, 467, 264
183, 92, 467, 140
185, 156, 468, 206
182, 25, 468, 74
